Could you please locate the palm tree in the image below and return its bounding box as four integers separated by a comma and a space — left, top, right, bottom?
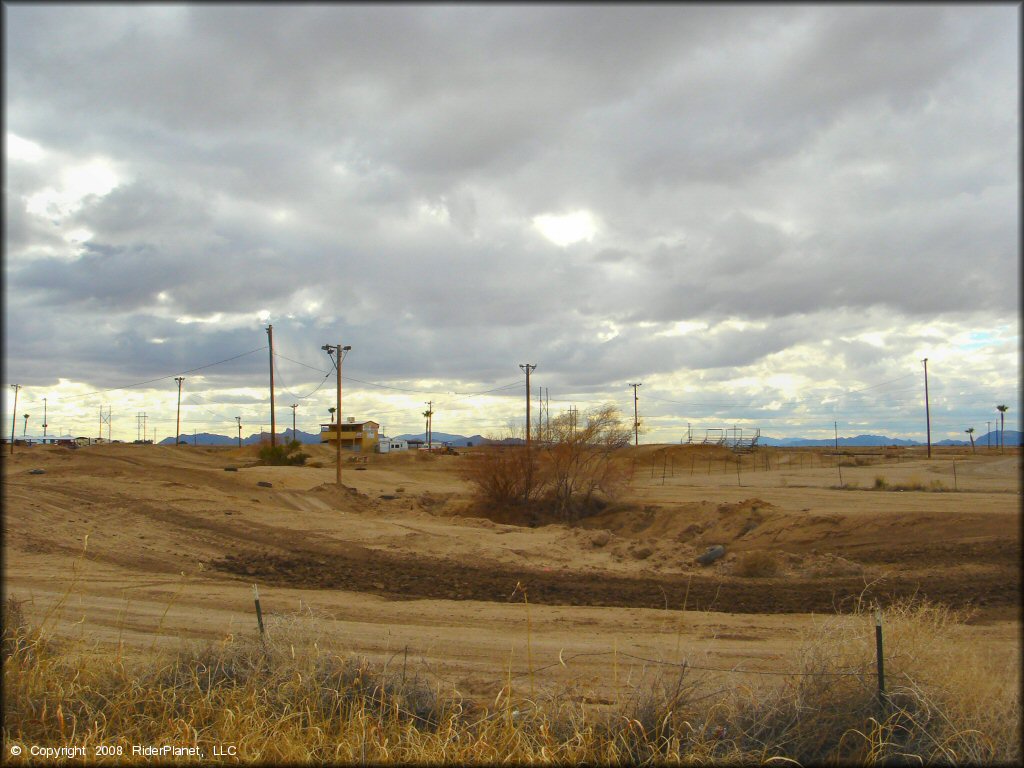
965, 427, 975, 454
328, 406, 336, 422
996, 405, 1008, 452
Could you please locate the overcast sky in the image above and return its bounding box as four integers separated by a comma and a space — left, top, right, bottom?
4, 4, 1020, 442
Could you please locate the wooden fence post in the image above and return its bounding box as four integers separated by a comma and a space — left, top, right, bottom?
253, 584, 266, 640
875, 608, 887, 717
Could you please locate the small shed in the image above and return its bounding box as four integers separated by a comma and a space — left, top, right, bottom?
377, 437, 409, 454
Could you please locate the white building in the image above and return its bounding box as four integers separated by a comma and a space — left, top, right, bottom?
376, 437, 409, 454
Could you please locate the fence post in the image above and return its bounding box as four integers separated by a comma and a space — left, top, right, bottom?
875, 608, 887, 717
253, 584, 266, 639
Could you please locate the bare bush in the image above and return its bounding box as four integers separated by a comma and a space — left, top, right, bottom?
541, 404, 632, 521
735, 550, 780, 578
464, 404, 631, 523
462, 446, 542, 509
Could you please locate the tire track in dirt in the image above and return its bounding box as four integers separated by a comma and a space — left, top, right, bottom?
210, 547, 1019, 615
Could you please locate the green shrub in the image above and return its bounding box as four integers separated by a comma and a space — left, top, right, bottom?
258, 439, 309, 466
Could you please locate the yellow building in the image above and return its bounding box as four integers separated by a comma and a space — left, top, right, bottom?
320, 418, 379, 452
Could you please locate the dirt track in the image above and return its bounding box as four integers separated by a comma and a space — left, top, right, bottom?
210, 544, 1019, 614
3, 442, 1020, 696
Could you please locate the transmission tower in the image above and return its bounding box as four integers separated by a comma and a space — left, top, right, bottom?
100, 406, 111, 442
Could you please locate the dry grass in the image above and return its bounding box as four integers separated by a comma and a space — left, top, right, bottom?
3, 594, 1019, 765
716, 597, 1020, 764
734, 550, 780, 578
871, 476, 952, 493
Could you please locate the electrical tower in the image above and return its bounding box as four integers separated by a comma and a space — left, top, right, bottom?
100, 406, 111, 442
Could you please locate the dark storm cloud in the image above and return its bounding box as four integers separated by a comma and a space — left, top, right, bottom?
4, 4, 1018, 438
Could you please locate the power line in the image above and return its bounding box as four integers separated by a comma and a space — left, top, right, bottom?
51, 346, 269, 402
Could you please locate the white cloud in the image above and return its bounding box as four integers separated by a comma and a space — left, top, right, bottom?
533, 210, 599, 247
2, 5, 1018, 441
6, 132, 46, 162
25, 158, 121, 221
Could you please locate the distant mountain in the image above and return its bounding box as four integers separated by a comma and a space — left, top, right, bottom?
758, 431, 1020, 448
976, 429, 1021, 447
159, 429, 323, 446
759, 434, 920, 447
155, 428, 1020, 449
394, 432, 482, 447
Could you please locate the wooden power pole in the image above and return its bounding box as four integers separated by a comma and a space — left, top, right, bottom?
922, 358, 931, 458
629, 383, 642, 446
10, 384, 21, 454
267, 325, 276, 447
175, 377, 185, 446
519, 364, 536, 445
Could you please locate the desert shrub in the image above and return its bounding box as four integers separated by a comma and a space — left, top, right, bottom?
463, 405, 631, 523
541, 405, 631, 521
461, 446, 542, 509
258, 438, 309, 466
735, 550, 780, 578
871, 476, 951, 493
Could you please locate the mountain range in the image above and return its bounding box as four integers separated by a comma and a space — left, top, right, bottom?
757, 431, 1020, 448
160, 429, 1020, 448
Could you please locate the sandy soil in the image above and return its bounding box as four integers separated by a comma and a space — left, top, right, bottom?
3, 442, 1019, 702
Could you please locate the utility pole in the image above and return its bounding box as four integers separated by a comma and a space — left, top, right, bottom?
290, 404, 298, 441
987, 420, 992, 450
519, 364, 537, 504
175, 377, 185, 446
546, 387, 550, 443
235, 416, 242, 448
42, 397, 48, 438
537, 385, 543, 442
834, 421, 839, 452
922, 358, 931, 458
519, 364, 536, 446
322, 343, 351, 485
267, 325, 276, 447
629, 383, 642, 447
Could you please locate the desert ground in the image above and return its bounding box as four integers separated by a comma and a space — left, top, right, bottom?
3, 441, 1020, 704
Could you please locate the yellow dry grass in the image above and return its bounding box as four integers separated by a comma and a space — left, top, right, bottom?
4, 591, 1019, 765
